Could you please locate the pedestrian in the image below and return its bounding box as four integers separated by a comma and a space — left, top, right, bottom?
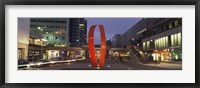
118, 57, 120, 64
155, 60, 157, 65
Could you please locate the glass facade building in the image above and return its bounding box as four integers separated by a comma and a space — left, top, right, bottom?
69, 18, 87, 47
122, 18, 182, 62
30, 18, 69, 47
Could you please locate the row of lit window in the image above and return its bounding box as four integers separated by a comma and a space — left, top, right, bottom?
45, 31, 66, 34
137, 28, 147, 35
162, 19, 181, 31
143, 41, 150, 50
31, 19, 67, 23
45, 36, 65, 41
171, 33, 181, 46
29, 38, 43, 46
154, 36, 169, 49
142, 33, 181, 50
32, 30, 66, 35
31, 25, 67, 29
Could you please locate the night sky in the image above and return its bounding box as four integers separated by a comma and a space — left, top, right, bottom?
85, 18, 142, 44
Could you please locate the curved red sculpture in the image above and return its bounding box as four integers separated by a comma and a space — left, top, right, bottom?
88, 25, 106, 67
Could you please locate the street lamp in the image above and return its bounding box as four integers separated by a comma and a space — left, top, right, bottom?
77, 39, 79, 46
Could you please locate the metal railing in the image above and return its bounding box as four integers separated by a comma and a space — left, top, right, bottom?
128, 46, 145, 63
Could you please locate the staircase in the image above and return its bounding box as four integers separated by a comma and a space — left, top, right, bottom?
128, 46, 145, 63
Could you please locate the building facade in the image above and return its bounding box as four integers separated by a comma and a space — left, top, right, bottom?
122, 18, 182, 62
122, 18, 151, 48
112, 34, 123, 48
30, 18, 69, 47
29, 18, 70, 60
69, 18, 87, 47
28, 30, 44, 61
18, 18, 30, 60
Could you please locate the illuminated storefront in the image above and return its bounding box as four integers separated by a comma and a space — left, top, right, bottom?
152, 49, 171, 62
142, 32, 182, 62
111, 51, 130, 61
45, 50, 86, 60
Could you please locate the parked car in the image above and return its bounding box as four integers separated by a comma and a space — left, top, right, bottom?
36, 59, 49, 63
50, 58, 59, 61
18, 59, 29, 65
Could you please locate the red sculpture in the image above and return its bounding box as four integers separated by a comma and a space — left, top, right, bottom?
88, 25, 106, 67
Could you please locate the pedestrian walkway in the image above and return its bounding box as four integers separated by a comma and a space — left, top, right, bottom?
142, 62, 182, 70
42, 62, 131, 70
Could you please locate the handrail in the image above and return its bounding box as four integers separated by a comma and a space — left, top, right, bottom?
128, 48, 141, 63
128, 46, 145, 63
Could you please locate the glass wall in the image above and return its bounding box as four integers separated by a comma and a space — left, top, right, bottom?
154, 36, 168, 49
147, 41, 150, 49
143, 33, 181, 50
143, 42, 146, 50
171, 32, 181, 46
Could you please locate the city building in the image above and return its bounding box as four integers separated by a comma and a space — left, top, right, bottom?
69, 18, 87, 47
28, 29, 45, 61
29, 18, 69, 60
112, 34, 123, 48
122, 18, 150, 48
30, 18, 69, 47
122, 18, 182, 62
18, 18, 30, 60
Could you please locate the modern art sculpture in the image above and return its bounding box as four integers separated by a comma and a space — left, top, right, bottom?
88, 25, 106, 67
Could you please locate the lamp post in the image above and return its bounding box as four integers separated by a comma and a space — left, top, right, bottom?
131, 38, 134, 46
77, 39, 79, 46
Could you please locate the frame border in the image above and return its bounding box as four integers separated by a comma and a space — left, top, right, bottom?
0, 0, 199, 88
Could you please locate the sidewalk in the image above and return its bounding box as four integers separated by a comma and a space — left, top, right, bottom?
142, 62, 182, 70
42, 62, 131, 70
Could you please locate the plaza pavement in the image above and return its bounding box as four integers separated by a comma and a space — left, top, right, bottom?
19, 59, 182, 70
142, 62, 182, 70
40, 60, 182, 70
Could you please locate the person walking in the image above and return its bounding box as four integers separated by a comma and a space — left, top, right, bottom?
155, 59, 158, 65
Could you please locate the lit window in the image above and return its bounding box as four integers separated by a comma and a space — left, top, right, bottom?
178, 33, 181, 46
171, 34, 174, 46
175, 20, 179, 27
169, 23, 172, 29
154, 36, 169, 49
147, 41, 150, 49
143, 42, 146, 50
165, 36, 168, 47
171, 33, 181, 47
79, 24, 84, 26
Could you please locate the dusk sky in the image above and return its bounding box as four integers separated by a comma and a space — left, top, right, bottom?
85, 18, 142, 44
